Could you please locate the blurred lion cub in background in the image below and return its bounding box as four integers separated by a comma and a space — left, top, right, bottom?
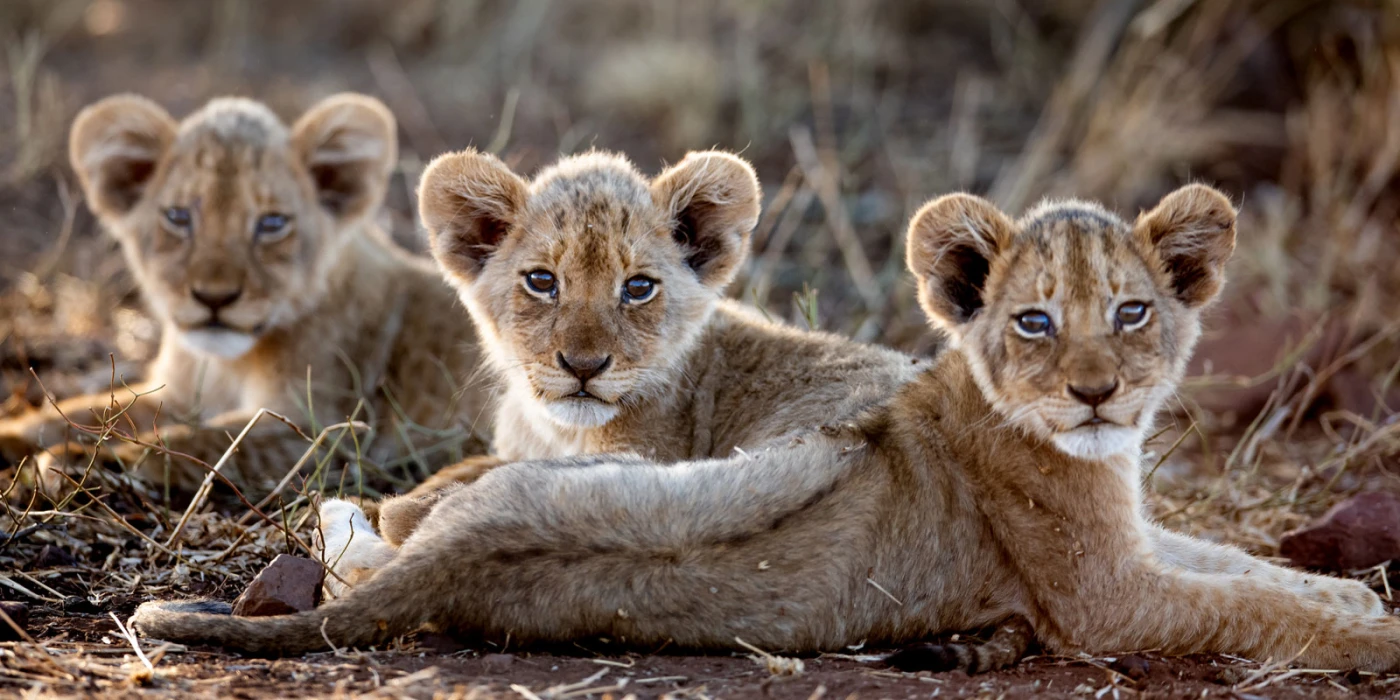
0, 93, 490, 500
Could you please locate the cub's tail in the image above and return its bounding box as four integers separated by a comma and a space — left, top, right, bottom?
883, 615, 1035, 674
129, 598, 378, 656
129, 559, 432, 656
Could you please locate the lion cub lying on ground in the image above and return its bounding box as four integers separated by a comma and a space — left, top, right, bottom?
0, 94, 488, 498
133, 184, 1397, 671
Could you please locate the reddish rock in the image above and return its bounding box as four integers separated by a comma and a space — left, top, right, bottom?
1279, 492, 1400, 571
232, 554, 324, 617
1186, 314, 1346, 419
1186, 313, 1400, 427
0, 601, 29, 640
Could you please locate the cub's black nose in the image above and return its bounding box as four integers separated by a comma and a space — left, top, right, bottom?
1067, 381, 1118, 407
557, 353, 613, 383
191, 286, 243, 312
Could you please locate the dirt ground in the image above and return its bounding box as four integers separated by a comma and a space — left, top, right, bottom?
3, 1, 1400, 698
14, 606, 1400, 699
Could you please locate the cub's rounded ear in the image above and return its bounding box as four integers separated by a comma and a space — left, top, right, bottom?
1134, 184, 1237, 309
651, 151, 760, 290
905, 193, 1013, 330
291, 93, 398, 223
418, 150, 529, 281
69, 94, 177, 221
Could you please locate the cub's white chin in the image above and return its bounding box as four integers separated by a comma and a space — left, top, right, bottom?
178, 328, 259, 359
544, 399, 621, 428
1051, 424, 1142, 461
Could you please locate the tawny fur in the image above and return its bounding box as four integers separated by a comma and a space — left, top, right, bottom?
0, 94, 490, 498
407, 149, 926, 491
131, 185, 1398, 668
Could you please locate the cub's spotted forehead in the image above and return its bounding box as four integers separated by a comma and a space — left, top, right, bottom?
524, 152, 660, 244
999, 200, 1154, 301
1016, 199, 1128, 241
165, 99, 294, 184
532, 153, 652, 208
176, 98, 289, 158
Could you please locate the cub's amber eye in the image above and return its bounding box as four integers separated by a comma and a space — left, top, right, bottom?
163, 207, 193, 231
1014, 311, 1054, 338
622, 276, 657, 303
1116, 301, 1150, 330
525, 270, 557, 296
255, 213, 291, 240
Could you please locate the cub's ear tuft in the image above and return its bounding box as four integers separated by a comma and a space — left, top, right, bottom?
418, 150, 529, 281
651, 151, 760, 289
1134, 184, 1237, 308
905, 193, 1013, 330
291, 93, 398, 223
69, 94, 177, 221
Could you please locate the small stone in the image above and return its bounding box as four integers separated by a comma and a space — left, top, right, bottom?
232, 554, 324, 617
1109, 654, 1151, 681
0, 601, 29, 640
1279, 492, 1400, 571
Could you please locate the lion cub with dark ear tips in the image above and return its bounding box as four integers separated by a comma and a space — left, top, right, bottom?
392, 149, 928, 498
338, 149, 932, 615
0, 94, 491, 499
132, 184, 1400, 671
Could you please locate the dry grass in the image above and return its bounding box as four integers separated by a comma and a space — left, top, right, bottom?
1, 0, 1399, 696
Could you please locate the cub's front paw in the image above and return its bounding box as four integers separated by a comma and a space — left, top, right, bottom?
316, 499, 396, 599
1300, 576, 1385, 617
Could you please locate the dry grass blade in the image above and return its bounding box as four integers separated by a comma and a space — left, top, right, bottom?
108, 611, 155, 680
735, 637, 805, 677
789, 126, 881, 313
165, 408, 299, 548
0, 599, 35, 643
239, 419, 372, 525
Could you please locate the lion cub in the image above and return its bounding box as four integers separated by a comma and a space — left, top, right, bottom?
393, 149, 924, 500
0, 94, 489, 498
133, 184, 1400, 672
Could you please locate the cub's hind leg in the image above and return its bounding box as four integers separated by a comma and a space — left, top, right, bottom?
133, 439, 875, 656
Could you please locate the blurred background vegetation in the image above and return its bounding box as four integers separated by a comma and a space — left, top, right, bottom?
0, 0, 1397, 545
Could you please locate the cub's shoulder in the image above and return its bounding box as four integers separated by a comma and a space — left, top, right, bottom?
703, 299, 931, 400
711, 299, 927, 364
